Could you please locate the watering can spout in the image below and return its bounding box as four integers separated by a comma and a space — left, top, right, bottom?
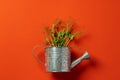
70, 51, 90, 69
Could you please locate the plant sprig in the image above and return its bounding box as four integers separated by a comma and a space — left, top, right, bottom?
44, 19, 83, 47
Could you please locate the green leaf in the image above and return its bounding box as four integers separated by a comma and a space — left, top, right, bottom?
46, 38, 50, 44
65, 30, 70, 35
69, 34, 74, 40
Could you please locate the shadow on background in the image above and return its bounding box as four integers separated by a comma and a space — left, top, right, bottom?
52, 51, 99, 80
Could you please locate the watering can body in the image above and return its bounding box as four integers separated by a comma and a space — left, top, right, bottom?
33, 46, 90, 72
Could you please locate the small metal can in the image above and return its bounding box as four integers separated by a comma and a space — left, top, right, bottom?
45, 47, 71, 72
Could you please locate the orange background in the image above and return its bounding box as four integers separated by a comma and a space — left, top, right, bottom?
0, 0, 120, 80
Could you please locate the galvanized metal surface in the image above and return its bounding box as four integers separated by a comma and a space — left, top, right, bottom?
45, 47, 71, 72
32, 46, 90, 72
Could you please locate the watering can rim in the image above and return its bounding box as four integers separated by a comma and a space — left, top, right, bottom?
44, 46, 71, 49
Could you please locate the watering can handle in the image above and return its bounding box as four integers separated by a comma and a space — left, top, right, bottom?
32, 45, 45, 66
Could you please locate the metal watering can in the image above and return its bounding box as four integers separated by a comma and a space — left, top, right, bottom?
32, 46, 90, 72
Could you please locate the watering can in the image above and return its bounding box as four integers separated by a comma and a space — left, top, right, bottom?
32, 46, 90, 72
